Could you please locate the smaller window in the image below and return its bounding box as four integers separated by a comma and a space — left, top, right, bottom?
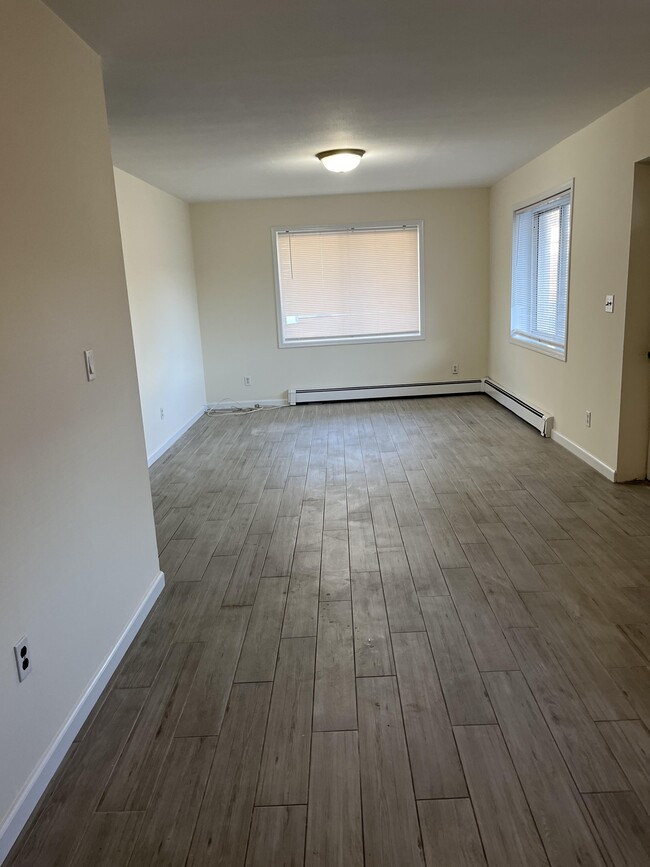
272, 222, 424, 348
511, 183, 573, 360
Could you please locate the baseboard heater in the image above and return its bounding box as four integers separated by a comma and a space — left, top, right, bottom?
483, 378, 553, 437
288, 379, 483, 405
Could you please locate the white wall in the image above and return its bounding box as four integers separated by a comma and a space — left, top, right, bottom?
114, 168, 206, 463
0, 0, 161, 852
489, 88, 650, 476
191, 189, 489, 402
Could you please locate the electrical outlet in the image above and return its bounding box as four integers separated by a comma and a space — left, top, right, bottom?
585, 410, 592, 428
244, 376, 252, 387
160, 407, 164, 421
14, 636, 32, 683
451, 363, 459, 375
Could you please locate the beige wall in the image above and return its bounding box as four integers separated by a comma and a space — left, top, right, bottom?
617, 162, 650, 480
0, 0, 160, 843
114, 169, 206, 462
489, 87, 650, 475
191, 189, 489, 402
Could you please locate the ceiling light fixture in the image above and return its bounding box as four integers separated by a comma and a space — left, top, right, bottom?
316, 148, 366, 173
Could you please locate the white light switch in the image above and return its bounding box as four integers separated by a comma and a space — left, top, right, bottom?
84, 349, 96, 381
605, 294, 614, 313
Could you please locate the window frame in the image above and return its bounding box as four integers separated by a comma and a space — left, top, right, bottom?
509, 180, 574, 362
271, 220, 425, 349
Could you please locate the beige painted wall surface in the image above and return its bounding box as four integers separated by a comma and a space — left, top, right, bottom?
617, 162, 650, 480
191, 189, 489, 402
0, 0, 159, 835
115, 168, 206, 461
489, 87, 650, 473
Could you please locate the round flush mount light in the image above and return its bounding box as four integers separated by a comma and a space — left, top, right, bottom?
316, 148, 366, 173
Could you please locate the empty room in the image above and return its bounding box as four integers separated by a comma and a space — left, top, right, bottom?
2, 0, 650, 865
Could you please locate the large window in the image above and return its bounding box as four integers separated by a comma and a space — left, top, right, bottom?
511, 184, 573, 360
273, 222, 423, 347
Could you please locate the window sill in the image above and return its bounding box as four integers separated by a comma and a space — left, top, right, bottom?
510, 333, 566, 361
279, 332, 425, 349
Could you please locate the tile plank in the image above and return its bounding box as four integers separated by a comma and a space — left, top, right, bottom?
444, 568, 518, 671
262, 515, 299, 577
524, 593, 635, 720
348, 513, 380, 573
350, 571, 395, 676
598, 720, 650, 813
357, 677, 425, 867
417, 799, 487, 867
10, 689, 147, 867
421, 596, 495, 725
454, 724, 549, 867
484, 670, 607, 867
479, 522, 546, 592
421, 507, 470, 568
378, 547, 425, 632
505, 628, 628, 793
392, 632, 467, 799
235, 576, 289, 682
175, 606, 251, 737
99, 642, 204, 812
128, 736, 216, 867
246, 806, 307, 867
187, 683, 272, 867
306, 732, 363, 867
283, 551, 321, 638
70, 812, 143, 867
256, 637, 316, 805
370, 496, 403, 549
583, 792, 650, 867
463, 542, 534, 628
400, 525, 448, 596
222, 535, 271, 607
313, 601, 357, 731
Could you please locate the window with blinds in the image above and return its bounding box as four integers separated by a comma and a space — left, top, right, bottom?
511, 185, 572, 360
273, 222, 423, 347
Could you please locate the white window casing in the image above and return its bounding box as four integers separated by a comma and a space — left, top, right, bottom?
510, 182, 573, 361
272, 221, 424, 348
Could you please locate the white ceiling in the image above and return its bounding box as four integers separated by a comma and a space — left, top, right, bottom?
45, 0, 650, 202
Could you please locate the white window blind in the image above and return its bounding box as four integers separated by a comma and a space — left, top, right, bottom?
511, 186, 572, 360
273, 222, 423, 347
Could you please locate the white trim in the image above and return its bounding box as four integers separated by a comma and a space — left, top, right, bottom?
0, 571, 165, 864
288, 380, 483, 405
513, 178, 575, 214
271, 220, 425, 349
509, 332, 567, 361
510, 178, 574, 364
278, 333, 425, 349
550, 429, 616, 482
147, 408, 205, 466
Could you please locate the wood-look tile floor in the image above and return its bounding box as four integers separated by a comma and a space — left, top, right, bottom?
8, 395, 650, 867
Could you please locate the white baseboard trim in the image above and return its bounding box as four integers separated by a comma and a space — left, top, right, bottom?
147, 408, 205, 466
551, 430, 616, 482
0, 570, 165, 865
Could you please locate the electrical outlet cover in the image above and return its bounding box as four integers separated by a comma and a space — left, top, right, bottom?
14, 637, 32, 682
